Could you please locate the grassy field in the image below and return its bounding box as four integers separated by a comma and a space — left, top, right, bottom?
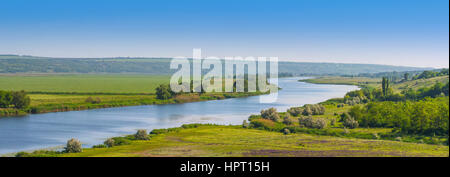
300, 77, 380, 88
43, 125, 449, 157
0, 74, 269, 117
300, 75, 449, 93
0, 74, 170, 94
392, 75, 449, 91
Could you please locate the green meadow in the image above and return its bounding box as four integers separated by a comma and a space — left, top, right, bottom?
0, 74, 267, 116
0, 74, 170, 94
23, 125, 448, 157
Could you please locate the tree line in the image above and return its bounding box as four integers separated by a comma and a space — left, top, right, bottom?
0, 90, 30, 109
344, 79, 449, 104
348, 97, 448, 136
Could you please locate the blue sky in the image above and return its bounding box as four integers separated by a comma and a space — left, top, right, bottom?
0, 0, 448, 68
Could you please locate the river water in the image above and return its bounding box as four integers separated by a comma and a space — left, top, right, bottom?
0, 77, 358, 154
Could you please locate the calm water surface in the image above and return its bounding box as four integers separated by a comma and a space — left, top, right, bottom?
0, 77, 358, 154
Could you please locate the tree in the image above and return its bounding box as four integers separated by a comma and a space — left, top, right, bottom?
340, 113, 359, 129
65, 138, 82, 153
260, 108, 280, 122
135, 129, 149, 140
404, 73, 409, 81
282, 115, 294, 125
298, 116, 328, 129
0, 91, 13, 108
12, 91, 31, 109
104, 138, 115, 147
382, 77, 390, 98
155, 84, 174, 100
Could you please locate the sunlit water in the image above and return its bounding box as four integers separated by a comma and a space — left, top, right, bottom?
0, 77, 358, 154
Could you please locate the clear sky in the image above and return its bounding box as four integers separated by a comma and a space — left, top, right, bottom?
0, 0, 448, 68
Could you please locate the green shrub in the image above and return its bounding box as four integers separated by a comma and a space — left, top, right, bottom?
282, 115, 294, 125
92, 144, 107, 148
340, 113, 359, 129
260, 108, 280, 122
302, 104, 325, 116
85, 96, 101, 104
135, 129, 149, 140
104, 138, 115, 147
111, 137, 132, 146
283, 128, 291, 135
156, 84, 174, 100
242, 120, 249, 128
287, 107, 303, 116
298, 116, 328, 129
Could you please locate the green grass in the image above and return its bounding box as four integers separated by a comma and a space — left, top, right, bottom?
301, 75, 449, 94
0, 74, 270, 116
0, 74, 170, 94
300, 76, 380, 89
28, 125, 448, 157
392, 75, 449, 91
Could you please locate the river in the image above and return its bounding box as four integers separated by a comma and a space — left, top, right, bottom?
0, 77, 358, 154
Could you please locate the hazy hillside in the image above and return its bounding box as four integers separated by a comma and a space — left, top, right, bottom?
0, 55, 431, 75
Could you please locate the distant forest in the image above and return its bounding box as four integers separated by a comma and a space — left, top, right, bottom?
0, 55, 432, 75
354, 69, 449, 82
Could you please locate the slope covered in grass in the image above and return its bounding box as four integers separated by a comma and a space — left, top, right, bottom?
54, 125, 448, 157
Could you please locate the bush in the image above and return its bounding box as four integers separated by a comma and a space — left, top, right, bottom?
135, 129, 149, 140
340, 113, 359, 129
302, 104, 326, 116
15, 151, 30, 157
156, 84, 174, 100
85, 96, 101, 104
282, 115, 294, 125
287, 107, 303, 116
0, 90, 30, 109
64, 138, 82, 153
92, 144, 107, 148
283, 128, 291, 135
298, 116, 328, 129
104, 138, 115, 147
12, 90, 31, 109
242, 120, 249, 128
260, 108, 280, 122
111, 137, 131, 145
330, 117, 337, 126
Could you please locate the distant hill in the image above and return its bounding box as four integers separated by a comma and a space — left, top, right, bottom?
0, 55, 432, 75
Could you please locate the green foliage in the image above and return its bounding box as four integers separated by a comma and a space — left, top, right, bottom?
340, 112, 359, 129
85, 96, 101, 104
111, 137, 132, 146
155, 84, 174, 100
298, 116, 328, 129
413, 69, 449, 80
283, 128, 291, 135
0, 55, 426, 75
104, 138, 115, 147
135, 129, 149, 140
0, 90, 30, 108
15, 150, 63, 157
302, 104, 326, 116
260, 108, 280, 122
92, 144, 108, 148
282, 115, 294, 125
349, 97, 449, 136
242, 120, 249, 128
287, 107, 303, 116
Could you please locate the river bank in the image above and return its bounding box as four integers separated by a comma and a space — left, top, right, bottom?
1, 92, 266, 118
0, 77, 359, 154
15, 124, 449, 157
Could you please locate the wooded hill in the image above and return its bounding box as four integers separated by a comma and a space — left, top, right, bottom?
0, 55, 431, 75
